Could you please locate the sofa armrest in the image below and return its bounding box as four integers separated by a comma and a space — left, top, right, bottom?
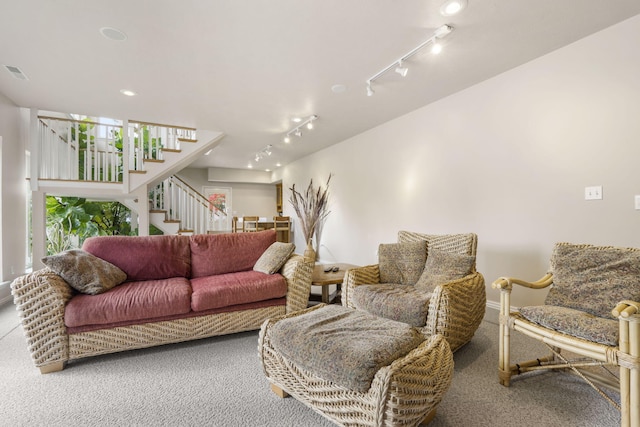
342, 264, 380, 308
424, 271, 486, 352
11, 268, 74, 372
280, 254, 314, 313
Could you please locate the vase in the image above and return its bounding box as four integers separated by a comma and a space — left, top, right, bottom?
304, 241, 316, 262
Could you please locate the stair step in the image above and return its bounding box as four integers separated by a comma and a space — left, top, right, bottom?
177, 229, 194, 235
129, 170, 147, 174
164, 219, 181, 224
161, 148, 182, 153
144, 158, 165, 163
178, 137, 198, 143
149, 209, 166, 214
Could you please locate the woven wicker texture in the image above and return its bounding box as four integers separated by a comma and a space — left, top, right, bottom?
11, 253, 313, 372
397, 231, 478, 257
259, 307, 454, 427
69, 306, 284, 359
11, 268, 74, 368
282, 255, 314, 313
343, 232, 485, 352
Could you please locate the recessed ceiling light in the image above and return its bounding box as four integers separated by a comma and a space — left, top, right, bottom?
440, 0, 467, 16
100, 27, 128, 41
292, 117, 302, 123
120, 89, 137, 97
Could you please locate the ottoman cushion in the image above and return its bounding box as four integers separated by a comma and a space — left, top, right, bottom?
269, 305, 424, 393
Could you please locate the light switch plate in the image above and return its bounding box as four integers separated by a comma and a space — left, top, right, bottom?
635, 195, 640, 210
585, 186, 602, 200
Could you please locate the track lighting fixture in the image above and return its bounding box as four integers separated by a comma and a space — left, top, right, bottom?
394, 61, 408, 77
365, 24, 453, 96
367, 82, 374, 97
253, 144, 273, 163
284, 115, 318, 142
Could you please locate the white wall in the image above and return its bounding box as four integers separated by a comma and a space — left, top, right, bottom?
277, 15, 640, 308
0, 93, 27, 303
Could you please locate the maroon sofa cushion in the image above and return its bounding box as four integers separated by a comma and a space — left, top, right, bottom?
190, 270, 287, 311
64, 277, 192, 328
189, 230, 277, 278
82, 235, 191, 281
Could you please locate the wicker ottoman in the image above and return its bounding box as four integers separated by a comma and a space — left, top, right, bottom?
258, 304, 454, 427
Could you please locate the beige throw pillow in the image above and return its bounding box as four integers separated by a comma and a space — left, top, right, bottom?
415, 249, 475, 292
378, 241, 428, 285
253, 242, 295, 274
42, 249, 127, 295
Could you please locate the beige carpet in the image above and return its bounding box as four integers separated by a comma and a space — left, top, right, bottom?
0, 304, 620, 426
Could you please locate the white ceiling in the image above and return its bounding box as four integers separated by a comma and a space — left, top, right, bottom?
1, 1, 639, 171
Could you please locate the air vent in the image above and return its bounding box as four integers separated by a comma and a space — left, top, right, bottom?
4, 65, 28, 80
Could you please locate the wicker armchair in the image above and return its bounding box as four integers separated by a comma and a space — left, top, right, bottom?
343, 231, 486, 352
493, 242, 640, 427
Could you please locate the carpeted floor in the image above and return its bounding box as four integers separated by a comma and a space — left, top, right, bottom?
0, 303, 620, 426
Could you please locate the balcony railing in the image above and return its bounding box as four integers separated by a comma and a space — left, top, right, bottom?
37, 115, 197, 182
37, 116, 123, 182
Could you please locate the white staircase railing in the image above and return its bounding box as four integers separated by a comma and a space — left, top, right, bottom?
149, 175, 211, 235
36, 115, 197, 182
37, 116, 123, 182
128, 120, 196, 173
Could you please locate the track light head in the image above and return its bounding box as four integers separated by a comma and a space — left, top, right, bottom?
366, 83, 374, 97
294, 128, 302, 137
394, 61, 408, 77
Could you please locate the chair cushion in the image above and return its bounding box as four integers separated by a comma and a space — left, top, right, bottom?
378, 240, 427, 285
415, 249, 475, 293
351, 284, 431, 327
64, 277, 192, 328
253, 242, 295, 274
190, 270, 287, 311
519, 305, 619, 346
42, 249, 126, 295
546, 242, 640, 319
269, 305, 424, 393
82, 235, 191, 281
189, 230, 276, 278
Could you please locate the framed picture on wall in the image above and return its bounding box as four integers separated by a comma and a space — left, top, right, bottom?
203, 186, 232, 231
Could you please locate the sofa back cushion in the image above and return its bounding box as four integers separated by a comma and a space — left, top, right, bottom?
546, 242, 640, 319
190, 230, 277, 278
82, 235, 191, 281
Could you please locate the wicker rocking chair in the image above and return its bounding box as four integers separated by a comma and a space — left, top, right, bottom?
343, 231, 486, 352
493, 242, 640, 427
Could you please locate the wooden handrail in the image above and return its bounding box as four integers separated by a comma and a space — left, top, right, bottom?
129, 119, 196, 131
38, 115, 124, 128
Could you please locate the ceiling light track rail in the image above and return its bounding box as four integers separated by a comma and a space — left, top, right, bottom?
366, 24, 453, 96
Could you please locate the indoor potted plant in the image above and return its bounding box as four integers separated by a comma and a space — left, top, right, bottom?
289, 174, 331, 261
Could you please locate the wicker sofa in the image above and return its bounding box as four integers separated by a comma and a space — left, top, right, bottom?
343, 231, 486, 352
11, 230, 313, 374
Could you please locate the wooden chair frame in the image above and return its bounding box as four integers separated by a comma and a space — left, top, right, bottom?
493, 275, 640, 427
242, 216, 260, 232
